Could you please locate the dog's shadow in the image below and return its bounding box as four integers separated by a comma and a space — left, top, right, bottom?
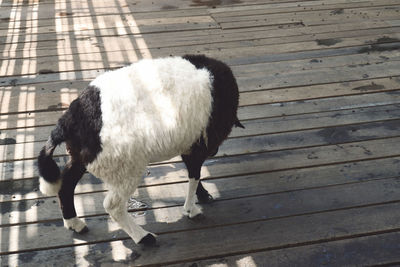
75, 202, 215, 265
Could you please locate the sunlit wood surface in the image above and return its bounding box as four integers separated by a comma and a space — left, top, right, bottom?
1, 0, 400, 266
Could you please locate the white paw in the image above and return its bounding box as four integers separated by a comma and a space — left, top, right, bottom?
183, 204, 202, 218
63, 217, 88, 233
39, 177, 62, 196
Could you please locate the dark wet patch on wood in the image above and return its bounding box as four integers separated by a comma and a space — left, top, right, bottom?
0, 138, 16, 145
48, 103, 69, 110
42, 220, 64, 227
317, 127, 352, 145
348, 63, 372, 68
383, 120, 400, 131
57, 12, 73, 17
0, 199, 41, 214
38, 69, 56, 74
162, 5, 177, 10
9, 79, 18, 86
0, 178, 38, 195
316, 38, 342, 46
19, 251, 38, 263
352, 82, 385, 92
358, 43, 400, 53
377, 36, 400, 43
191, 0, 242, 7
330, 8, 344, 15
385, 90, 400, 96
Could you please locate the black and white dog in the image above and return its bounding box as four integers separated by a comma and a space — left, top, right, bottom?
38, 55, 244, 246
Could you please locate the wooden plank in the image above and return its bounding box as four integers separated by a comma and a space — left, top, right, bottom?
0, 14, 218, 37
219, 10, 400, 30
1, 176, 400, 254
0, 7, 210, 29
177, 231, 400, 267
2, 84, 400, 135
239, 77, 400, 106
4, 24, 399, 61
214, 5, 400, 23
0, 0, 291, 11
1, 58, 399, 115
1, 34, 399, 77
1, 40, 400, 88
3, 135, 400, 225
2, 102, 400, 163
2, 117, 400, 202
1, 0, 396, 26
0, 87, 398, 144
2, 20, 399, 57
2, 200, 400, 266
225, 41, 400, 65
209, 0, 400, 16
1, 0, 397, 32
2, 89, 400, 148
4, 32, 399, 76
234, 59, 400, 91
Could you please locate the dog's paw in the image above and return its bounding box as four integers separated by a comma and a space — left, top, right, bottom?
64, 217, 88, 234
183, 204, 202, 218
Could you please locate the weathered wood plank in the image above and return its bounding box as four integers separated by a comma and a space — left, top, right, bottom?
0, 8, 210, 29
2, 0, 397, 27
2, 84, 400, 137
1, 176, 400, 254
2, 89, 400, 148
2, 118, 400, 202
220, 11, 400, 30
1, 41, 399, 90
1, 84, 399, 143
235, 59, 400, 91
0, 0, 300, 11
2, 20, 398, 58
1, 65, 399, 116
3, 135, 400, 226
177, 231, 400, 267
0, 14, 218, 37
214, 5, 400, 24
3, 24, 399, 62
209, 0, 400, 16
2, 32, 399, 77
2, 200, 400, 266
2, 103, 400, 163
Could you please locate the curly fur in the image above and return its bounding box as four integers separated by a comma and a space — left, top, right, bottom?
37, 55, 243, 246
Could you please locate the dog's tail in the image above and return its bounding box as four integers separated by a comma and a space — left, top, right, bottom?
37, 124, 65, 196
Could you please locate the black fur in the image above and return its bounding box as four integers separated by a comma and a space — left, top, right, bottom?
59, 85, 103, 164
183, 54, 241, 150
58, 158, 86, 220
182, 54, 244, 203
37, 130, 64, 183
37, 83, 102, 221
138, 233, 157, 247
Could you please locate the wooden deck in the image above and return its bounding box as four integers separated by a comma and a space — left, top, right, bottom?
1, 0, 400, 266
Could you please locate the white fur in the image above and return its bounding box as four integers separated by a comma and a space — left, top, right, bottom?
88, 57, 212, 186
64, 216, 87, 232
39, 176, 62, 196
104, 189, 152, 243
86, 57, 213, 243
183, 179, 202, 218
